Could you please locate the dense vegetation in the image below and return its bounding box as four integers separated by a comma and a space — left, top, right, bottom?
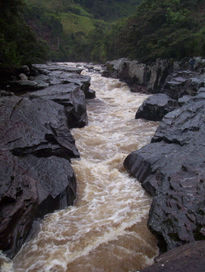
23, 0, 141, 62
75, 0, 142, 21
1, 0, 205, 67
104, 0, 205, 62
0, 0, 48, 67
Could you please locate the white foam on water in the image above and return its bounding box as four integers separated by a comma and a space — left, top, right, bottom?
12, 63, 159, 272
0, 251, 14, 272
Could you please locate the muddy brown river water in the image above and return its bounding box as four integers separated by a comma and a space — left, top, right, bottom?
11, 64, 159, 272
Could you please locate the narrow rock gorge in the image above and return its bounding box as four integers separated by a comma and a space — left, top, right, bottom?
1, 58, 205, 272
0, 63, 159, 271
0, 63, 90, 260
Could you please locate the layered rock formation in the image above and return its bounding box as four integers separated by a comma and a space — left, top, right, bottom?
104, 57, 205, 269
103, 58, 173, 93
0, 63, 93, 258
135, 93, 178, 121
124, 83, 205, 252
104, 58, 205, 121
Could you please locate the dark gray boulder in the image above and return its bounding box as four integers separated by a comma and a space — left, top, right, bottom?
0, 151, 76, 258
140, 241, 205, 272
103, 59, 173, 93
9, 80, 43, 93
163, 71, 205, 99
135, 93, 178, 121
0, 96, 80, 158
178, 95, 192, 106
46, 71, 91, 91
124, 93, 205, 252
102, 58, 129, 78
8, 63, 92, 98
32, 63, 83, 75
83, 88, 96, 99
0, 95, 79, 257
103, 59, 205, 101
0, 62, 91, 259
0, 90, 14, 97
27, 83, 88, 128
32, 63, 91, 97
151, 96, 205, 145
0, 62, 93, 258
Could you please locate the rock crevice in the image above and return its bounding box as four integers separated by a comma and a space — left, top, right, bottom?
123, 62, 205, 253
0, 63, 94, 258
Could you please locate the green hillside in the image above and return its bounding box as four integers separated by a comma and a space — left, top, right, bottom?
104, 0, 205, 62
25, 0, 141, 21
0, 0, 48, 67
74, 0, 142, 21
23, 0, 141, 62
3, 0, 203, 66
0, 0, 141, 67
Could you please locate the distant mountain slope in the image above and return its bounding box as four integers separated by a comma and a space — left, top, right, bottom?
104, 0, 205, 62
23, 0, 141, 62
0, 0, 48, 67
25, 0, 141, 21
2, 0, 204, 66
74, 0, 142, 20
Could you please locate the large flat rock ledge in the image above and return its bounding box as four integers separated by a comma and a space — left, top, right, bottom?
124, 93, 205, 252
0, 62, 93, 258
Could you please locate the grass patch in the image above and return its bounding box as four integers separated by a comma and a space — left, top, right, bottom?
60, 12, 95, 35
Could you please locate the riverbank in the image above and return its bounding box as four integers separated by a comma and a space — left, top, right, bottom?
1, 59, 205, 271
0, 63, 93, 259
103, 58, 205, 271
1, 62, 159, 271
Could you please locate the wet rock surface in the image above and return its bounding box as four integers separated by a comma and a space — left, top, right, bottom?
83, 88, 96, 99
32, 63, 83, 75
0, 151, 76, 258
103, 58, 172, 93
135, 93, 178, 121
163, 70, 205, 99
6, 63, 91, 98
124, 92, 205, 252
103, 58, 205, 95
0, 96, 78, 258
0, 96, 80, 159
26, 83, 88, 128
0, 63, 93, 258
104, 58, 205, 121
104, 58, 205, 269
140, 241, 205, 272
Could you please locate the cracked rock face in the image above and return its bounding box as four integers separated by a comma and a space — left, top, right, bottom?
163, 70, 205, 99
26, 83, 88, 128
31, 63, 91, 98
0, 96, 80, 158
103, 59, 172, 93
7, 63, 91, 99
135, 93, 178, 121
0, 96, 78, 257
124, 93, 205, 252
0, 151, 76, 257
0, 62, 92, 258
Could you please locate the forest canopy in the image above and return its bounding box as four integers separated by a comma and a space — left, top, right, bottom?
1, 0, 205, 66
0, 0, 48, 67
104, 0, 205, 62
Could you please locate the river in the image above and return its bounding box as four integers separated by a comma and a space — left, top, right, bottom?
12, 64, 158, 272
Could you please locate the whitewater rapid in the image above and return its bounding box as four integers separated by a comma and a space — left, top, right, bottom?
12, 64, 158, 272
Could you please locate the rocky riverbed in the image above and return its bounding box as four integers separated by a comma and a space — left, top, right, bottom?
1, 58, 205, 271
1, 62, 160, 272
0, 63, 94, 258
104, 57, 205, 271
